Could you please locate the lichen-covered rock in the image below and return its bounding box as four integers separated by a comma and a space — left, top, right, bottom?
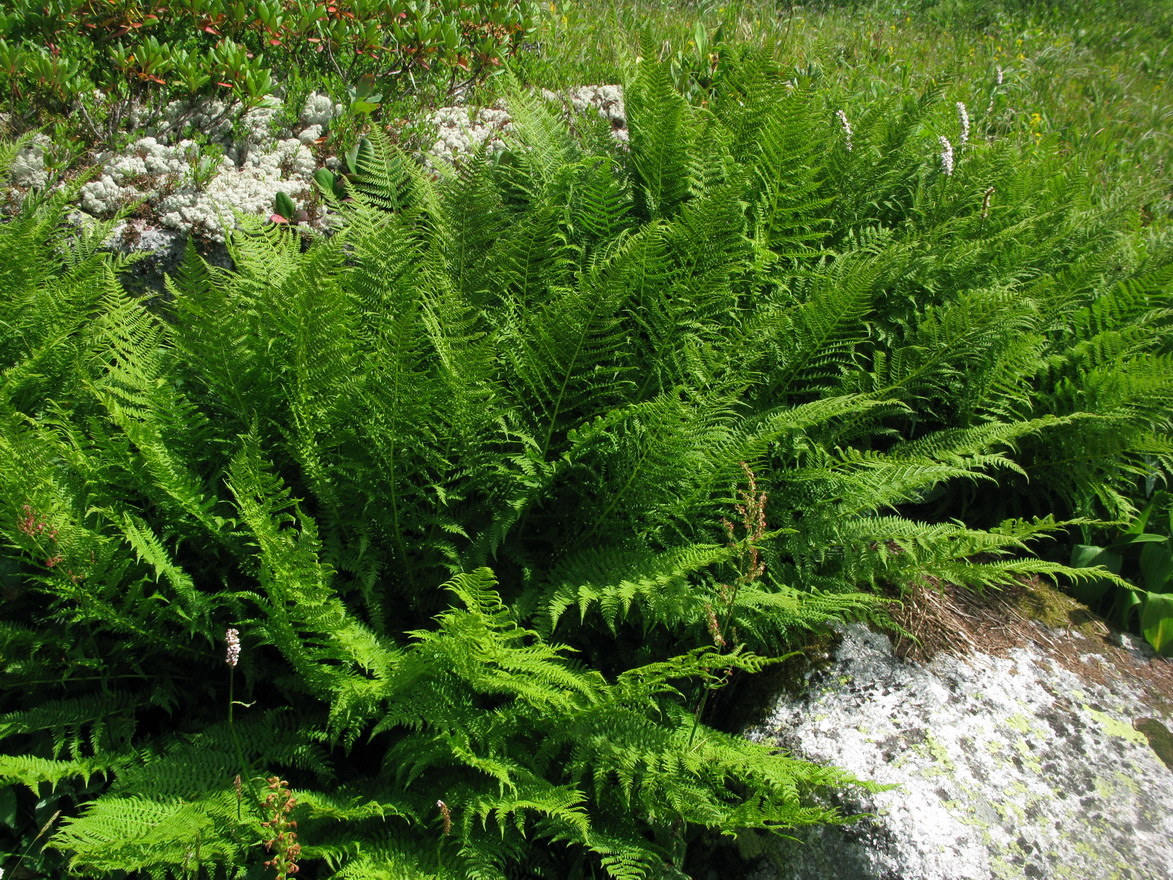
6, 83, 634, 273
746, 620, 1173, 880
423, 85, 631, 169
542, 84, 629, 144
566, 84, 626, 128
79, 137, 195, 215
155, 137, 314, 242
98, 220, 229, 298
77, 124, 316, 242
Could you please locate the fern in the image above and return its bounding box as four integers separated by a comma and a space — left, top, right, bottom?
1, 46, 1170, 880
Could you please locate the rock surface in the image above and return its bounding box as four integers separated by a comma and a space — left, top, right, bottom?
744, 588, 1173, 880
3, 85, 630, 295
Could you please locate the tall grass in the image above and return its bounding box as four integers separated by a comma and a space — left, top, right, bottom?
508, 0, 1172, 225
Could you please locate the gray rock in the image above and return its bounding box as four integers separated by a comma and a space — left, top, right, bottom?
745, 623, 1173, 880
100, 219, 231, 298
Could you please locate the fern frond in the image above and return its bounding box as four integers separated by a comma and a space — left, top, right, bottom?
536, 542, 733, 635
50, 791, 249, 878
0, 754, 116, 793
625, 36, 694, 220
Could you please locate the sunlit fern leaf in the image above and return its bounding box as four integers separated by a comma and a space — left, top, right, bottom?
0, 754, 116, 793
756, 252, 885, 401
492, 79, 581, 202
534, 542, 734, 636
625, 34, 694, 221
497, 229, 653, 459
568, 154, 634, 248
49, 792, 249, 878
327, 832, 454, 879
480, 200, 576, 310
348, 127, 415, 215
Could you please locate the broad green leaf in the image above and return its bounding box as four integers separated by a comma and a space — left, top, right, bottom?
1139, 542, 1173, 592
1112, 587, 1143, 630
1140, 592, 1173, 656
1068, 545, 1121, 604
274, 190, 297, 221
1070, 545, 1122, 572
1112, 533, 1170, 546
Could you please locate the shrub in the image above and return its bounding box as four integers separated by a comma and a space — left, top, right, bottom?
0, 0, 537, 123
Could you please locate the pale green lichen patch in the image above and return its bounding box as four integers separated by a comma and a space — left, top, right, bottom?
1083, 705, 1150, 745
1013, 737, 1043, 774
747, 624, 1173, 880
1004, 713, 1032, 732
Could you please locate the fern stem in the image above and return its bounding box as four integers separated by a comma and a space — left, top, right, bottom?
687, 688, 709, 749
10, 673, 208, 687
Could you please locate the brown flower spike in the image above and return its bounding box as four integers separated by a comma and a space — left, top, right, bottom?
262, 777, 301, 878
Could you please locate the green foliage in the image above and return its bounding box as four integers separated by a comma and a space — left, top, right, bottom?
0, 0, 538, 134
1, 44, 1171, 879
1067, 491, 1173, 655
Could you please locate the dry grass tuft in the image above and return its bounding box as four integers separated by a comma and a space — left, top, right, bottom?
886, 578, 1173, 717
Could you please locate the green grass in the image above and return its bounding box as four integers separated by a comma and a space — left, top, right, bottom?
505, 0, 1172, 222
2, 0, 1168, 235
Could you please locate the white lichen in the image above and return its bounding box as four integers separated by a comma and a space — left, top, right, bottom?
543, 84, 627, 130
78, 124, 317, 243
15, 83, 634, 249
78, 137, 195, 215
156, 138, 315, 242
10, 134, 52, 188
427, 101, 515, 168
300, 93, 343, 128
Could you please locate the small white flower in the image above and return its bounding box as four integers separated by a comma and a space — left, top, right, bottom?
836, 109, 853, 152
938, 136, 954, 176
996, 65, 1004, 86
956, 102, 970, 147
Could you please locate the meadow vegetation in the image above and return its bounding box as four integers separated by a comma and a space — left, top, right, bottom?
1, 0, 1171, 877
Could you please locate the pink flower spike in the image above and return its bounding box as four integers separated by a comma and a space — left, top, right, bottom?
226, 628, 241, 667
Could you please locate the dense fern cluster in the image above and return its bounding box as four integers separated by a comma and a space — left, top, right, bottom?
1, 48, 1170, 878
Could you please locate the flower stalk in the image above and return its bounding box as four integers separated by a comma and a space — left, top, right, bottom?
956, 101, 970, 147
938, 136, 954, 176
690, 462, 768, 745
262, 777, 302, 878
836, 109, 853, 151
